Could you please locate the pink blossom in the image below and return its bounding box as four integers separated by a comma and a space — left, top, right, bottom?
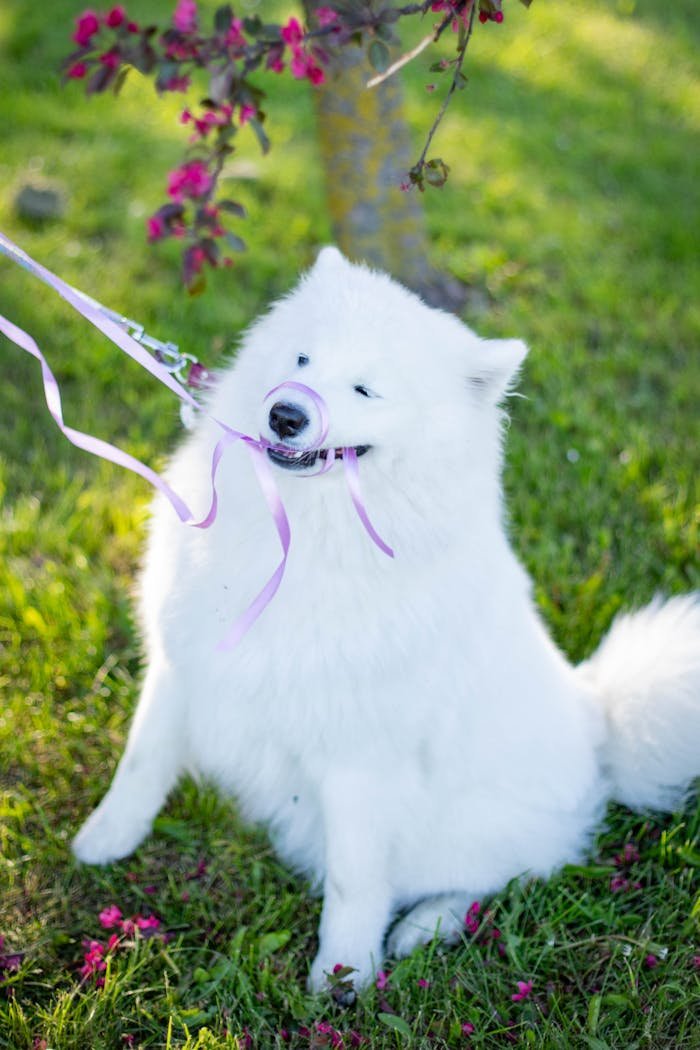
610, 875, 629, 892
465, 900, 481, 934
167, 161, 212, 201
99, 49, 121, 70
306, 61, 325, 86
316, 7, 339, 27
165, 41, 191, 60
99, 905, 123, 929
239, 103, 256, 126
165, 74, 191, 92
225, 18, 246, 48
375, 969, 389, 990
615, 842, 640, 865
187, 857, 209, 880
511, 979, 533, 1002
0, 941, 22, 973
267, 49, 285, 73
107, 933, 120, 951
190, 246, 207, 274
693, 956, 700, 969
147, 215, 166, 241
289, 51, 325, 85
80, 940, 107, 980
280, 18, 303, 47
67, 62, 88, 79
417, 978, 430, 988
316, 1022, 343, 1048
644, 953, 658, 968
136, 915, 161, 931
126, 20, 139, 33
105, 5, 126, 28
73, 10, 100, 47
461, 1022, 475, 1036
173, 0, 197, 34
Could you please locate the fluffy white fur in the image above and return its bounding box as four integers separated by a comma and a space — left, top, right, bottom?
73, 248, 700, 990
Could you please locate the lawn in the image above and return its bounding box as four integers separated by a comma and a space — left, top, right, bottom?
1, 0, 698, 1047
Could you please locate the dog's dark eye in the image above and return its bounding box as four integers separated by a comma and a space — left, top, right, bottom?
297, 354, 309, 367
354, 384, 374, 398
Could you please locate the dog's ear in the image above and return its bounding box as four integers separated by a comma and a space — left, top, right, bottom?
312, 245, 348, 272
467, 338, 528, 403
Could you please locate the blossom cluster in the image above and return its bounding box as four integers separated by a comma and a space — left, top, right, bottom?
64, 1, 522, 290
610, 839, 643, 893
0, 935, 23, 988
78, 905, 163, 986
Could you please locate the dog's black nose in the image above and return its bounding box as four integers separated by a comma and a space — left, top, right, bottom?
269, 401, 310, 440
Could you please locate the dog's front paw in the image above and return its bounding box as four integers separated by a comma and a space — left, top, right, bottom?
307, 951, 377, 995
72, 802, 151, 865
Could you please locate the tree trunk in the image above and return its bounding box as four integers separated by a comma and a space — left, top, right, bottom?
304, 5, 467, 311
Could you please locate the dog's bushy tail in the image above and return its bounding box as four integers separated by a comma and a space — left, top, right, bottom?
578, 594, 700, 811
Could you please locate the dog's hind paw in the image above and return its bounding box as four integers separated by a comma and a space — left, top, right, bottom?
386, 893, 472, 958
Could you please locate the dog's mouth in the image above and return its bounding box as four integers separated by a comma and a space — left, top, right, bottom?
266, 444, 371, 471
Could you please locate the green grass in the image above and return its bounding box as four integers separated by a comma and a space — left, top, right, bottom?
1, 0, 698, 1047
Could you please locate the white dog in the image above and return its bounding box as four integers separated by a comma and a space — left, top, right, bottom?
73, 248, 700, 990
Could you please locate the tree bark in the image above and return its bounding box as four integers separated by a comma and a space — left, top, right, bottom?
304, 4, 467, 311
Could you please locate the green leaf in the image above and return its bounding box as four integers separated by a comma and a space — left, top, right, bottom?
424, 157, 450, 188
214, 5, 233, 34
225, 232, 247, 253
217, 199, 246, 218
153, 817, 195, 843
243, 16, 263, 36
378, 1014, 412, 1038
602, 993, 634, 1009
564, 864, 615, 877
112, 66, 130, 95
675, 844, 700, 866
155, 60, 180, 91
375, 23, 396, 44
209, 65, 234, 104
257, 930, 292, 958
248, 117, 270, 155
587, 994, 602, 1035
368, 40, 390, 74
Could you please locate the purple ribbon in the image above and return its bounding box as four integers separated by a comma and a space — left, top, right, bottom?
343, 446, 395, 558
0, 232, 394, 650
